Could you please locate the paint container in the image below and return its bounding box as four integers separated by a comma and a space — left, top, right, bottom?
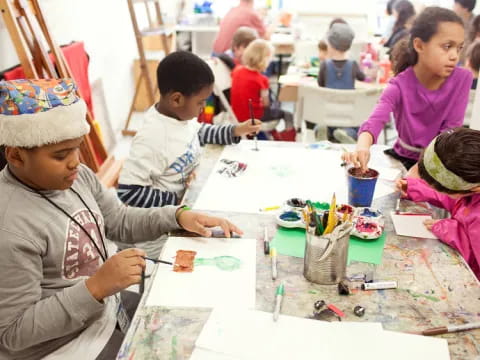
347, 168, 379, 207
304, 222, 353, 285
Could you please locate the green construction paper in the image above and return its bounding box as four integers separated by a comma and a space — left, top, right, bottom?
271, 227, 306, 258
347, 231, 387, 265
271, 227, 386, 265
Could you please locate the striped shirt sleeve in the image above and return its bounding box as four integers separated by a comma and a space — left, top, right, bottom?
117, 184, 179, 208
197, 124, 241, 146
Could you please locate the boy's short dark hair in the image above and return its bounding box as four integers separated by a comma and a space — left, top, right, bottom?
318, 40, 328, 51
455, 0, 476, 11
467, 40, 480, 72
156, 51, 214, 97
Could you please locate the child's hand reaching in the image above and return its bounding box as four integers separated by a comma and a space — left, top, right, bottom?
423, 219, 439, 230
176, 209, 243, 238
396, 178, 408, 197
234, 119, 262, 137
341, 148, 371, 173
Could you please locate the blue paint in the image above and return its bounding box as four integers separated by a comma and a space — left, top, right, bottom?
361, 208, 379, 217
280, 211, 301, 221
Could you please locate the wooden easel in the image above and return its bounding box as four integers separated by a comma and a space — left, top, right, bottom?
0, 0, 123, 186
123, 0, 172, 136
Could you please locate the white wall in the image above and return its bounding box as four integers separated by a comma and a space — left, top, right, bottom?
0, 0, 139, 150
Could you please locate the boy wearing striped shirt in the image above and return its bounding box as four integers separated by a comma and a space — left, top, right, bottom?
118, 51, 261, 208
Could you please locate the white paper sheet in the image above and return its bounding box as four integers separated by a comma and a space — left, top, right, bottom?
390, 212, 438, 239
195, 308, 384, 360
145, 237, 256, 308
193, 142, 396, 213
194, 308, 450, 360
373, 330, 450, 360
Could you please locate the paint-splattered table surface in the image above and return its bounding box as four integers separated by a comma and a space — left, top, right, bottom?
117, 142, 480, 360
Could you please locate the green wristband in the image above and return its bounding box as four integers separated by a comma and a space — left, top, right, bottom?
176, 205, 191, 220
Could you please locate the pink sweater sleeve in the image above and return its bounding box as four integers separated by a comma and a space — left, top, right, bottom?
358, 82, 399, 143
431, 218, 479, 270
406, 178, 457, 213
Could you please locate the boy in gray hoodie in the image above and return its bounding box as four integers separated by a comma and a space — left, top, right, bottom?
0, 79, 241, 360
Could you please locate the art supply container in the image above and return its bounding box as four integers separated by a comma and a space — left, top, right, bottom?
347, 168, 379, 207
303, 222, 352, 285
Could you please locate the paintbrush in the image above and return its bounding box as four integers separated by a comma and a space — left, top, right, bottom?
412, 322, 480, 336
142, 256, 173, 265
248, 98, 259, 151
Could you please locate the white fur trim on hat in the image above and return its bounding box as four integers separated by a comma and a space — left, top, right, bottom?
0, 99, 90, 147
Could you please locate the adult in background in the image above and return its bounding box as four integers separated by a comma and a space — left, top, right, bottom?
453, 0, 477, 64
385, 0, 416, 51
213, 0, 270, 54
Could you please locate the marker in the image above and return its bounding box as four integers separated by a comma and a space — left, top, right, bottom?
259, 205, 280, 212
248, 98, 259, 151
263, 226, 270, 255
271, 247, 277, 280
273, 283, 284, 321
361, 281, 397, 291
420, 322, 480, 336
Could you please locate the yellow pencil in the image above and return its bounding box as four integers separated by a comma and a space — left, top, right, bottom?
323, 193, 337, 235
259, 205, 281, 212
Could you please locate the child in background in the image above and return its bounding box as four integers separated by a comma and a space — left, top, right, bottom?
231, 39, 294, 132
224, 26, 258, 66
396, 128, 480, 279
0, 79, 241, 359
317, 22, 366, 143
343, 7, 472, 171
465, 40, 480, 89
118, 51, 260, 209
318, 40, 328, 62
384, 0, 416, 51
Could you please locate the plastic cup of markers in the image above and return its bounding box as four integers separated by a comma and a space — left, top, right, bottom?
347, 167, 379, 207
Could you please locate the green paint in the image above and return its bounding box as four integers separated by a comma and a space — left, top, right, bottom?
194, 256, 241, 271
272, 227, 386, 265
170, 336, 177, 360
308, 290, 318, 294
401, 289, 440, 302
312, 202, 330, 210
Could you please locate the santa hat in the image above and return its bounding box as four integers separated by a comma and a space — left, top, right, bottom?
0, 78, 90, 147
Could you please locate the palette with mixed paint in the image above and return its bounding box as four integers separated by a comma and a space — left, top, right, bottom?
351, 207, 384, 240
276, 199, 384, 240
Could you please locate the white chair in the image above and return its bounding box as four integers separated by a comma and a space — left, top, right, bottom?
464, 89, 476, 127
296, 84, 383, 143
205, 57, 239, 125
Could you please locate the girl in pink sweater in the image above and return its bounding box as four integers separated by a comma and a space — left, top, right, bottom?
397, 128, 480, 278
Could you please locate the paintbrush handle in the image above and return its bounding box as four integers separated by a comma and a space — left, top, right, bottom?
142, 256, 173, 265
422, 326, 448, 336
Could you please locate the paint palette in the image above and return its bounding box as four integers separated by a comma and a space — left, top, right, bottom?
276, 210, 307, 229
351, 207, 384, 240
